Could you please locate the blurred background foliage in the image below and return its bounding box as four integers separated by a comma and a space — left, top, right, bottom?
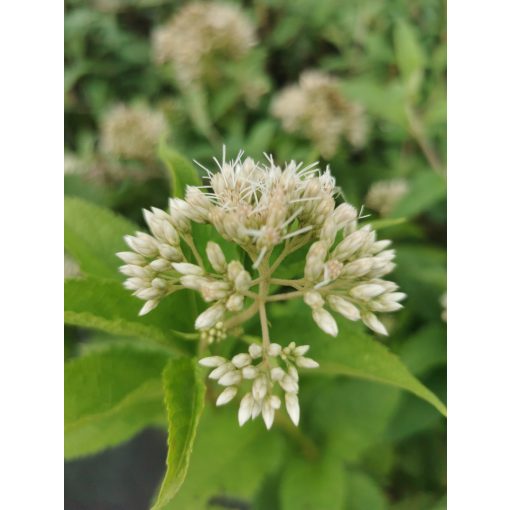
65, 0, 446, 508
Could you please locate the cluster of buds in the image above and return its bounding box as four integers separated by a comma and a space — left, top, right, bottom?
152, 2, 257, 87
302, 206, 405, 336
173, 246, 252, 331
199, 342, 318, 429
271, 70, 369, 158
100, 104, 168, 161
365, 179, 409, 217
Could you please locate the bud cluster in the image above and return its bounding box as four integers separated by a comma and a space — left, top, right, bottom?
271, 70, 369, 158
302, 208, 405, 336
199, 342, 319, 429
174, 244, 252, 331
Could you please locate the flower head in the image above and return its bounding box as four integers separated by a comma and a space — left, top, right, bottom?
152, 2, 257, 87
100, 104, 168, 161
365, 179, 409, 217
271, 70, 369, 158
118, 149, 405, 429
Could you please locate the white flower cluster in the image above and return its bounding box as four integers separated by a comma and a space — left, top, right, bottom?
199, 342, 318, 429
302, 209, 405, 337
100, 104, 168, 161
152, 2, 257, 87
365, 179, 409, 217
271, 70, 369, 158
118, 149, 405, 428
198, 151, 338, 267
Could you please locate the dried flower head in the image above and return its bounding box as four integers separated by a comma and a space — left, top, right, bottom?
152, 2, 257, 86
271, 70, 369, 158
118, 149, 404, 429
100, 104, 168, 161
365, 179, 409, 216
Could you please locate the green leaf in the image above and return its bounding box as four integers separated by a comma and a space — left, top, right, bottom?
245, 120, 278, 159
305, 379, 401, 462
279, 453, 346, 510
64, 196, 138, 280
64, 345, 169, 459
270, 302, 446, 416
152, 358, 206, 509
391, 172, 446, 219
167, 406, 285, 509
64, 276, 193, 352
345, 471, 388, 510
397, 324, 446, 377
158, 143, 202, 198
342, 80, 407, 127
394, 19, 426, 98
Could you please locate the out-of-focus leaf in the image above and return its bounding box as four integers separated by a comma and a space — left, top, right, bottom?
64, 196, 137, 280
64, 276, 193, 351
385, 393, 443, 442
64, 345, 168, 459
394, 19, 426, 98
152, 358, 205, 509
167, 406, 285, 509
246, 120, 278, 158
279, 452, 346, 510
342, 80, 407, 127
398, 324, 446, 376
158, 143, 202, 198
391, 172, 446, 219
306, 379, 401, 462
345, 471, 388, 510
270, 302, 446, 416
393, 244, 446, 321
363, 217, 407, 231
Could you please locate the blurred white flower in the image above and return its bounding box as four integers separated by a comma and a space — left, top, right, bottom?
271, 70, 369, 158
365, 179, 409, 216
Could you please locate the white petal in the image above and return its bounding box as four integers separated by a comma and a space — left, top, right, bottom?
198, 356, 227, 367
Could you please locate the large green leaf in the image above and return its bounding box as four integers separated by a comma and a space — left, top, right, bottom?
64, 345, 169, 459
167, 406, 285, 509
397, 324, 446, 377
64, 196, 138, 280
279, 453, 346, 510
158, 143, 202, 198
270, 302, 446, 416
152, 358, 206, 509
64, 276, 193, 352
305, 379, 401, 462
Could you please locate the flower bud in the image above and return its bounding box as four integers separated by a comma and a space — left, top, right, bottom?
327, 295, 361, 321
195, 303, 225, 330
172, 262, 204, 276
206, 242, 227, 273
285, 393, 300, 426
361, 312, 388, 336
216, 386, 238, 406
304, 291, 325, 309
312, 307, 338, 337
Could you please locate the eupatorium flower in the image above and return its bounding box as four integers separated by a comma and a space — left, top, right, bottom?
100, 104, 168, 161
271, 70, 369, 158
118, 149, 405, 428
152, 2, 257, 87
365, 179, 409, 216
